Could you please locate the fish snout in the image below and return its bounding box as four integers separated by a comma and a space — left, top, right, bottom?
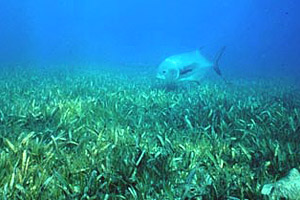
156, 74, 165, 79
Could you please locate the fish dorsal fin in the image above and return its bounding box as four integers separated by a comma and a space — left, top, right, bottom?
199, 46, 205, 51
195, 46, 207, 59
195, 46, 205, 55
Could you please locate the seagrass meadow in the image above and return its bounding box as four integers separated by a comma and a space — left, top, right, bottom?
0, 66, 299, 199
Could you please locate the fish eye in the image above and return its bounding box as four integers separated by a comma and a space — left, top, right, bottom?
162, 70, 166, 74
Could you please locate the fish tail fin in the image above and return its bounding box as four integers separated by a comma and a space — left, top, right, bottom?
213, 46, 226, 77
213, 46, 231, 84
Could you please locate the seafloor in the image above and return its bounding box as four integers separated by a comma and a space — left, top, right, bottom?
0, 66, 299, 199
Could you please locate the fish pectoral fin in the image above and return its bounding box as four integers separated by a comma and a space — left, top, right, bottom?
180, 63, 199, 75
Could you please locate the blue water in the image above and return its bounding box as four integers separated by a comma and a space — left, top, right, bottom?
0, 0, 299, 78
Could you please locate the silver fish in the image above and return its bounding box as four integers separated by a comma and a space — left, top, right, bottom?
157, 47, 226, 83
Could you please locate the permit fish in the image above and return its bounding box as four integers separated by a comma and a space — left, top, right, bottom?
261, 168, 300, 199
156, 47, 226, 83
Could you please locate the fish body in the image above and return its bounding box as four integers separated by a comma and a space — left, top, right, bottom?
157, 47, 225, 83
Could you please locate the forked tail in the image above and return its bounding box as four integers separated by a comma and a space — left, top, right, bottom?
213, 46, 230, 84
213, 46, 226, 76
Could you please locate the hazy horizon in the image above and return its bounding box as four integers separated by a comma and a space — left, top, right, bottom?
0, 0, 299, 78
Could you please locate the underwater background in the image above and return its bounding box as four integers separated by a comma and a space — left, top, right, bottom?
1, 0, 300, 77
0, 0, 300, 199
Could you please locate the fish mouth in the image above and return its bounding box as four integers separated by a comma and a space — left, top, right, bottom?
156, 74, 165, 79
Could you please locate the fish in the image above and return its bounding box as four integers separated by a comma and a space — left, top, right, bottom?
261, 168, 300, 199
156, 47, 226, 83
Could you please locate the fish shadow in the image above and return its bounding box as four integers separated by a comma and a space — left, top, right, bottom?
151, 81, 200, 92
